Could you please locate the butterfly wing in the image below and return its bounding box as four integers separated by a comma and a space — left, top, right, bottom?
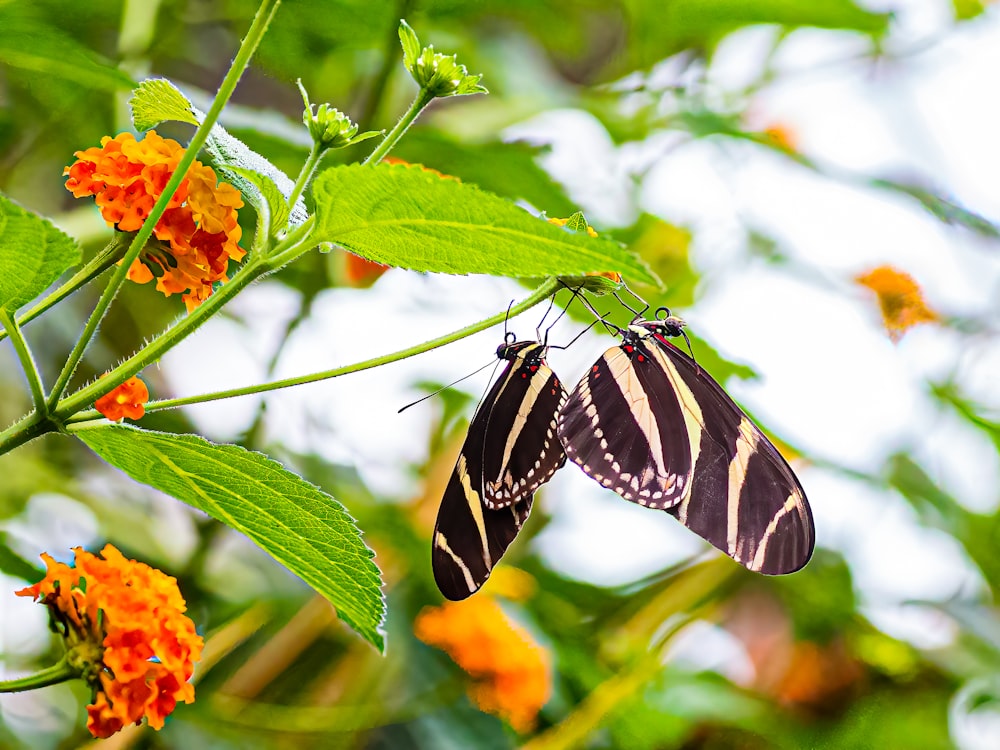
432, 341, 564, 599
432, 452, 534, 600
649, 336, 814, 574
557, 341, 699, 509
479, 344, 567, 509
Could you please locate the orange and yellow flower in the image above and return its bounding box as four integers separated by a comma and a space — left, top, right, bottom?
94, 375, 149, 422
16, 544, 203, 738
415, 596, 550, 732
65, 131, 244, 312
855, 265, 939, 342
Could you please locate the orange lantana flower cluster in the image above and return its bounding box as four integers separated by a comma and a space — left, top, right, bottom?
855, 265, 939, 342
415, 596, 550, 732
94, 376, 149, 422
65, 131, 244, 312
16, 544, 203, 739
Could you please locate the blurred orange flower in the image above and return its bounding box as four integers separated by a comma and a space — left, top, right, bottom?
16, 544, 203, 738
855, 265, 939, 342
761, 124, 798, 152
94, 376, 149, 422
65, 131, 244, 312
382, 156, 460, 181
415, 596, 550, 732
343, 252, 389, 287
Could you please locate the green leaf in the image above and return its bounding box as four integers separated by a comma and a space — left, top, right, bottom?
77, 425, 386, 651
228, 166, 291, 238
311, 163, 657, 283
628, 0, 890, 65
129, 78, 199, 130
128, 78, 308, 228
398, 20, 422, 72
0, 17, 135, 92
393, 133, 578, 217
953, 0, 989, 21
871, 178, 1000, 238
0, 532, 45, 582
0, 194, 81, 313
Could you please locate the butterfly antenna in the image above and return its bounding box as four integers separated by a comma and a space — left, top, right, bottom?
502, 299, 516, 340
397, 359, 499, 413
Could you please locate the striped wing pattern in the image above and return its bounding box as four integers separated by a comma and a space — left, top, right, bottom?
650, 334, 814, 574
556, 338, 700, 509
558, 319, 814, 575
479, 344, 566, 509
432, 341, 566, 600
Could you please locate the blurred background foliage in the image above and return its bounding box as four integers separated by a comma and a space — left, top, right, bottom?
1, 0, 1000, 748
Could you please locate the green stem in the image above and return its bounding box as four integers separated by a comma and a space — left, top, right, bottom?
0, 233, 131, 346
0, 310, 47, 415
53, 258, 270, 421
0, 414, 58, 457
285, 143, 322, 224
46, 0, 281, 410
267, 215, 317, 268
363, 87, 435, 165
0, 658, 77, 693
64, 278, 561, 420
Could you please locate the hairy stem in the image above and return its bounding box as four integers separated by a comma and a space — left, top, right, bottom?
65, 278, 562, 420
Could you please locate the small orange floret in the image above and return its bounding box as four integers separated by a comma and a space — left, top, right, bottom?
855, 265, 939, 342
16, 544, 203, 739
94, 376, 149, 422
64, 131, 244, 312
547, 215, 599, 239
415, 596, 550, 732
761, 124, 798, 152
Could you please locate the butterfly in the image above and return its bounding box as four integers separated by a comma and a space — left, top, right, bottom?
557, 309, 814, 575
432, 333, 567, 599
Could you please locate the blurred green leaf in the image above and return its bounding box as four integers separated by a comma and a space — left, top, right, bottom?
887, 454, 1000, 594
312, 163, 658, 282
611, 214, 698, 307
627, 0, 890, 64
770, 549, 857, 641
871, 178, 1000, 238
952, 0, 990, 21
931, 381, 1000, 452
0, 532, 45, 582
393, 133, 578, 217
0, 194, 81, 313
0, 16, 134, 92
78, 425, 386, 651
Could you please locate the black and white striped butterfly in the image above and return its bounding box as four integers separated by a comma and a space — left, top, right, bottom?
557, 308, 814, 575
431, 332, 567, 600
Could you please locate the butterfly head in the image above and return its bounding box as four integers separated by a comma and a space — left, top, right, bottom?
628, 307, 686, 341
497, 336, 544, 362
